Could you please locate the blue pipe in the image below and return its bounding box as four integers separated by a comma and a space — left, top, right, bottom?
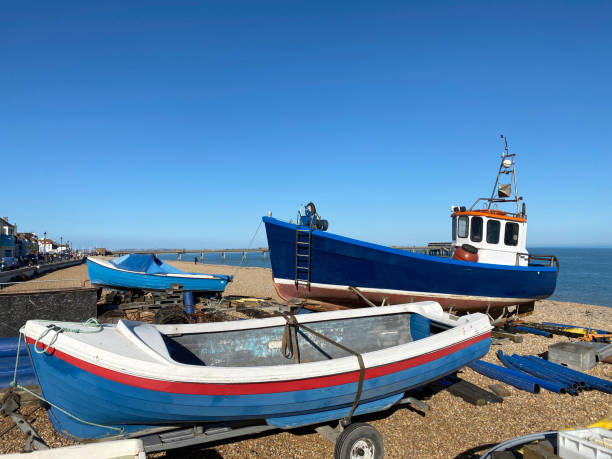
468, 360, 540, 394
516, 326, 552, 338
508, 355, 579, 392
507, 356, 578, 395
523, 356, 586, 387
522, 355, 612, 394
496, 351, 569, 394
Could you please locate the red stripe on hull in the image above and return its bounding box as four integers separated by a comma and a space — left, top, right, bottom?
275, 282, 534, 312
25, 332, 490, 396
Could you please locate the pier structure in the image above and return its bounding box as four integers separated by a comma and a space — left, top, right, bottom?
392, 243, 453, 257
112, 244, 451, 260
112, 248, 270, 262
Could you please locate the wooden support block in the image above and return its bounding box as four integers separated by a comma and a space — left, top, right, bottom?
489, 383, 511, 397
492, 330, 523, 343
444, 379, 504, 406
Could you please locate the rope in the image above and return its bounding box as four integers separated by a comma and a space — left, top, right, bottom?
12, 333, 22, 388
14, 383, 123, 433
33, 318, 102, 355
10, 321, 123, 434
239, 220, 263, 266
280, 313, 366, 423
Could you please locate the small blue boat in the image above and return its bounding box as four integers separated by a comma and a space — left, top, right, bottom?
86, 254, 232, 292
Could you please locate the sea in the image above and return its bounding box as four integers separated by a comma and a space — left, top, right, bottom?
160, 247, 612, 308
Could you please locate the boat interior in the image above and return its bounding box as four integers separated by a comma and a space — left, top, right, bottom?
162, 312, 450, 367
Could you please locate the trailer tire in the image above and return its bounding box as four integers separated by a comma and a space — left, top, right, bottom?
334, 422, 383, 459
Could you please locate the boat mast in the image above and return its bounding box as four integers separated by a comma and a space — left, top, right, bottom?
486, 135, 521, 215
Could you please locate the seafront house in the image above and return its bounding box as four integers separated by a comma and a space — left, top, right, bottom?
16, 233, 39, 257
38, 238, 57, 255
0, 216, 16, 258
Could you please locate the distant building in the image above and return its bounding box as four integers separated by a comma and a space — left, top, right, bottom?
16, 233, 39, 257
0, 216, 16, 258
38, 238, 56, 254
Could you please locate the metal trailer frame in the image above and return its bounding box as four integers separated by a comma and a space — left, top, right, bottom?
0, 386, 428, 457
136, 394, 428, 453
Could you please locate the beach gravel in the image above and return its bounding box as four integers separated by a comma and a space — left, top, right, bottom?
0, 262, 610, 458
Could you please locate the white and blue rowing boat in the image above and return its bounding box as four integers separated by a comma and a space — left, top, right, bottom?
23, 302, 491, 440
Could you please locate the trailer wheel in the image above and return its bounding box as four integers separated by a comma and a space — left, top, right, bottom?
334, 422, 383, 459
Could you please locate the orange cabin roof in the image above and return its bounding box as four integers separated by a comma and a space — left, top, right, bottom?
451, 210, 526, 223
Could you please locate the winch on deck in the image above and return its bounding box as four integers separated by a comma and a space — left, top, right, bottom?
299, 202, 329, 231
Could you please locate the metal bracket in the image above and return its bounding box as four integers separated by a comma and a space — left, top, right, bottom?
315, 424, 341, 444
398, 396, 430, 412
0, 389, 48, 451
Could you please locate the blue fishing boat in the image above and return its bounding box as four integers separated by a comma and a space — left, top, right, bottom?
86, 254, 232, 292
263, 137, 559, 313
22, 302, 491, 440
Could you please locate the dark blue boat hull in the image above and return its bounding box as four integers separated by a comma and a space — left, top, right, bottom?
263, 217, 558, 311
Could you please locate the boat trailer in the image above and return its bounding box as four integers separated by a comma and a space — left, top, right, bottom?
0, 385, 429, 458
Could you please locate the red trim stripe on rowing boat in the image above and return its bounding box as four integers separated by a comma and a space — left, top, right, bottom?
25, 332, 490, 396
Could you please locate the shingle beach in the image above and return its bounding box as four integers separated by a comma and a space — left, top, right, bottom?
0, 261, 610, 458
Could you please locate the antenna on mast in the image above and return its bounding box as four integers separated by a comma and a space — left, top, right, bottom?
501, 134, 509, 156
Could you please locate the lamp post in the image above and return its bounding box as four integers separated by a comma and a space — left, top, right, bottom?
43, 231, 47, 262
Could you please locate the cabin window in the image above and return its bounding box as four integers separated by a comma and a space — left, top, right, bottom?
457, 216, 469, 238
504, 222, 519, 246
452, 216, 457, 241
487, 220, 500, 244
470, 217, 483, 242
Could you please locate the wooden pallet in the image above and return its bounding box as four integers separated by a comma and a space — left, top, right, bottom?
118, 285, 185, 311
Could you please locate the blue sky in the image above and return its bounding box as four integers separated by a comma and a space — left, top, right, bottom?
2, 1, 611, 249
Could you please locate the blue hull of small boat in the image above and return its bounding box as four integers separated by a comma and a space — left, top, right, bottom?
26, 333, 490, 439
86, 258, 230, 292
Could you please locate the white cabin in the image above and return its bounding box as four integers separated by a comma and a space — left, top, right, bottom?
450, 210, 528, 266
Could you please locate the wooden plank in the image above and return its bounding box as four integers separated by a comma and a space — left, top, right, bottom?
442, 379, 504, 406
492, 330, 523, 343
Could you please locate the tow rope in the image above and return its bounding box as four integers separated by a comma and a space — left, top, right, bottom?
280, 313, 366, 423
11, 319, 124, 434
